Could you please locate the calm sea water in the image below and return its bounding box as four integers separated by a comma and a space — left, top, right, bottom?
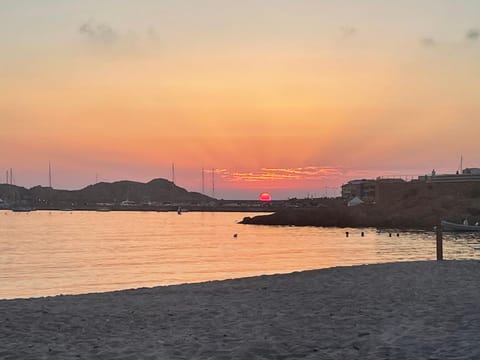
1, 211, 479, 299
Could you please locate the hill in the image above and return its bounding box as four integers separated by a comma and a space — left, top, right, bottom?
0, 178, 213, 210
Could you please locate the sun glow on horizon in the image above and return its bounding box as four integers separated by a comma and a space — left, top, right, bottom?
259, 192, 272, 202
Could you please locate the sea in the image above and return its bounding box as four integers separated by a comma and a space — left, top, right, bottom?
1, 211, 479, 299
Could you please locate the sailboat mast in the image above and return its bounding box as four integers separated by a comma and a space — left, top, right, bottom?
49, 161, 52, 188
212, 168, 215, 198
171, 163, 175, 203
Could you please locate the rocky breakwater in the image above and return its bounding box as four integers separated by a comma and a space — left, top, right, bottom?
241, 189, 480, 230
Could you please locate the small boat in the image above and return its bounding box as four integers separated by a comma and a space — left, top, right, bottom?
441, 220, 480, 232
11, 206, 33, 212
177, 207, 182, 215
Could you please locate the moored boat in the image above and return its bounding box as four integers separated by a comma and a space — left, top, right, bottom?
11, 207, 34, 212
441, 220, 480, 232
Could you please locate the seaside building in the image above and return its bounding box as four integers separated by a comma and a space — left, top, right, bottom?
418, 168, 480, 183
342, 178, 406, 203
463, 168, 480, 175
341, 179, 376, 203
342, 167, 480, 205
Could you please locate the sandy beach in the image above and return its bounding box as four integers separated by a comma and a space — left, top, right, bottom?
1, 260, 480, 359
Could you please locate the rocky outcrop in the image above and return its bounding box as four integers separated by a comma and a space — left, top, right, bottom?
241, 185, 480, 230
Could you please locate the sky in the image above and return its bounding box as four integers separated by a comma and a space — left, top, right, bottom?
1, 0, 479, 199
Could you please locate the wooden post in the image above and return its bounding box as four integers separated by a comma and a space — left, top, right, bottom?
436, 223, 443, 261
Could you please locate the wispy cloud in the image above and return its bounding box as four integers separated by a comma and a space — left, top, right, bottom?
340, 26, 357, 38
79, 19, 118, 46
466, 29, 479, 41
420, 37, 436, 48
210, 166, 426, 191
219, 166, 343, 183
78, 20, 161, 51
147, 27, 160, 42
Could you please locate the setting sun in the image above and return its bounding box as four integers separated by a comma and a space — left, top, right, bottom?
259, 192, 272, 202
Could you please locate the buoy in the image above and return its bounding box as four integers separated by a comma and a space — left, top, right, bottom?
346, 231, 349, 237
361, 231, 364, 237
233, 233, 238, 238
389, 233, 392, 237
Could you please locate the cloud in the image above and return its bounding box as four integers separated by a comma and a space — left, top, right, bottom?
147, 27, 160, 42
78, 20, 161, 51
340, 26, 357, 38
219, 166, 343, 183
420, 37, 436, 48
79, 19, 118, 46
466, 29, 479, 41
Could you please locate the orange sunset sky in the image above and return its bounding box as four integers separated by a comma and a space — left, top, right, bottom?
1, 1, 480, 199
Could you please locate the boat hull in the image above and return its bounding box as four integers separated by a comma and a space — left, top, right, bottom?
441, 220, 480, 232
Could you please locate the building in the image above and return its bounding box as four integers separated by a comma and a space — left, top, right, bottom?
463, 168, 480, 175
342, 166, 480, 204
341, 179, 376, 202
342, 178, 406, 203
418, 168, 480, 183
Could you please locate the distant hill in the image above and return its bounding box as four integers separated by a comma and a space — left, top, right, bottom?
0, 178, 214, 209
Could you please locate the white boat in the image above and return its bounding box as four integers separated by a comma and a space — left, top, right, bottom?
441, 220, 480, 232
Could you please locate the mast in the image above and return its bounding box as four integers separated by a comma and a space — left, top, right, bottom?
49, 161, 52, 188
171, 163, 175, 202
460, 155, 463, 174
212, 168, 215, 198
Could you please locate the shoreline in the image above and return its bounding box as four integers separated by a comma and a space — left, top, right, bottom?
4, 207, 277, 213
2, 260, 480, 359
0, 261, 415, 302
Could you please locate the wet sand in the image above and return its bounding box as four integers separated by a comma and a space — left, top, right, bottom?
1, 260, 480, 359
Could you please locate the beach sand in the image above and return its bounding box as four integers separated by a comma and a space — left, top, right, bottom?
1, 260, 480, 359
